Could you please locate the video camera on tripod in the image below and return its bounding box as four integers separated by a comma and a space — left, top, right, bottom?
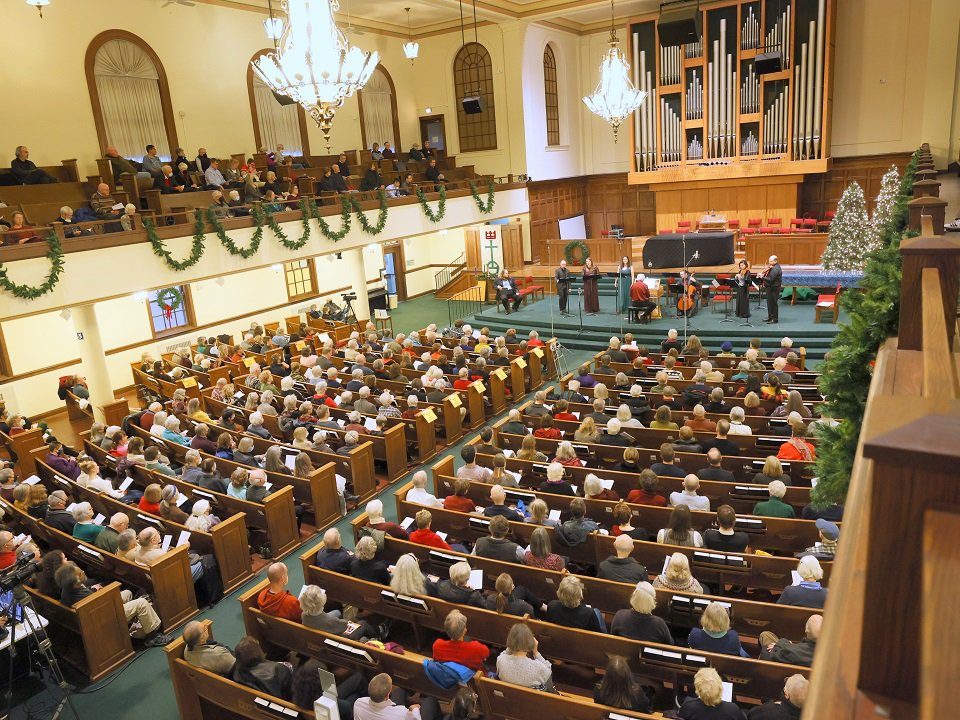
0, 554, 40, 593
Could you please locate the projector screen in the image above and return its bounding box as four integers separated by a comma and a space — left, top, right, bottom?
558, 214, 587, 240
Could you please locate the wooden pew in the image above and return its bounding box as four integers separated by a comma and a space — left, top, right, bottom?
1, 426, 45, 481
128, 424, 343, 528
34, 451, 253, 595
24, 582, 135, 682
81, 436, 301, 560
394, 483, 830, 593
65, 390, 94, 423
1, 499, 198, 631
165, 619, 312, 720
300, 558, 808, 702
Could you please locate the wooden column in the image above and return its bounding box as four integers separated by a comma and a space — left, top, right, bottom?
859, 415, 960, 704
922, 509, 960, 720
897, 221, 960, 351
911, 179, 941, 198
907, 197, 947, 234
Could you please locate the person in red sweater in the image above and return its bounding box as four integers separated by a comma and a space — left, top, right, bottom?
777, 424, 816, 462
526, 330, 545, 348
452, 367, 473, 390
626, 470, 668, 507
533, 414, 563, 440
257, 562, 302, 622
433, 609, 490, 671
408, 509, 453, 550
444, 478, 478, 513
552, 399, 578, 422
365, 499, 409, 539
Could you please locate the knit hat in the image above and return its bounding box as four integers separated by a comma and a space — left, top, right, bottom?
48, 490, 68, 506
721, 341, 733, 352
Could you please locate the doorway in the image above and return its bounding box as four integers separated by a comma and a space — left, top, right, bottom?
419, 115, 447, 152
382, 242, 407, 301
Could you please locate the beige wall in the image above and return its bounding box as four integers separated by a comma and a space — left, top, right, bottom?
831, 0, 960, 166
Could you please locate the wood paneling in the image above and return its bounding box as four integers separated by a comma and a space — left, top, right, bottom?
502, 225, 524, 270
744, 234, 829, 266
654, 176, 802, 233
801, 152, 914, 220
527, 174, 655, 263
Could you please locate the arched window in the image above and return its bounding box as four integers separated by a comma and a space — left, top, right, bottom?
358, 66, 401, 151
543, 45, 560, 146
453, 42, 497, 152
85, 31, 177, 160
247, 50, 309, 156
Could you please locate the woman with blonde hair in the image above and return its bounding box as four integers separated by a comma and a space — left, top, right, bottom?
593, 383, 609, 402
516, 434, 547, 462
679, 667, 745, 719
778, 555, 826, 608
610, 581, 672, 643
552, 441, 582, 468
227, 468, 248, 500
688, 601, 750, 657
680, 334, 705, 357
291, 426, 312, 450
616, 404, 644, 429
389, 553, 431, 596
258, 370, 279, 395
771, 389, 812, 419
170, 388, 188, 415
546, 575, 602, 631
263, 446, 291, 475
524, 499, 558, 529
293, 452, 313, 479
186, 397, 214, 424
574, 415, 599, 443
244, 392, 260, 412
653, 552, 703, 593
752, 455, 791, 486
742, 391, 765, 416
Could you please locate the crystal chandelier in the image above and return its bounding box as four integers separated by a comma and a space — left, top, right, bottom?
403, 8, 419, 63
252, 0, 380, 152
582, 0, 646, 142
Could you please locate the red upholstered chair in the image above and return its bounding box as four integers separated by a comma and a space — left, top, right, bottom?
711, 274, 734, 315
677, 220, 692, 231
801, 218, 817, 232
727, 219, 741, 230
815, 282, 842, 323
523, 275, 544, 301
765, 218, 783, 234
817, 211, 836, 231
742, 218, 762, 235
778, 227, 794, 234
758, 225, 776, 234
659, 228, 672, 235
790, 217, 805, 230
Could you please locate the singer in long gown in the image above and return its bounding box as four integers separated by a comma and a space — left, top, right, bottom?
616, 257, 633, 313
734, 260, 752, 318
582, 258, 600, 314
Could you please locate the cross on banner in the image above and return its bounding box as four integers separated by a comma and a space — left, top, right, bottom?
483, 227, 502, 276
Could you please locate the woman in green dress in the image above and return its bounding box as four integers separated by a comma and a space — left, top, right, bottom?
616, 256, 634, 314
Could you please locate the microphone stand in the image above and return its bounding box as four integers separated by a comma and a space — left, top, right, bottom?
680, 233, 699, 345
577, 285, 584, 332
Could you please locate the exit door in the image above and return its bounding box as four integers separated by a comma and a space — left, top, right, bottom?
419, 115, 446, 152
383, 245, 406, 301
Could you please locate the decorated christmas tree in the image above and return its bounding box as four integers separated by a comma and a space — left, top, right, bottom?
821, 180, 871, 271
868, 165, 901, 247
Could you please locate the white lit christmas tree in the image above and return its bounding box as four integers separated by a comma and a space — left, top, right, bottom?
822, 181, 871, 271
868, 164, 901, 248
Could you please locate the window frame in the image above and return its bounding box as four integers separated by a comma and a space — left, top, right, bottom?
84, 30, 179, 158
358, 65, 403, 152
145, 285, 196, 340
284, 259, 319, 303
453, 42, 498, 153
247, 49, 311, 158
543, 44, 561, 147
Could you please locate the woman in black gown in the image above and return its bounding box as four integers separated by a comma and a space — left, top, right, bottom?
582, 257, 601, 315
734, 259, 752, 319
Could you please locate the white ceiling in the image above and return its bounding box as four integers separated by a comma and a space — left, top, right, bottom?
190, 0, 662, 36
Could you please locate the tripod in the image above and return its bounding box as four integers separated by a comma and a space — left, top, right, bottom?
341, 296, 359, 329
3, 584, 81, 720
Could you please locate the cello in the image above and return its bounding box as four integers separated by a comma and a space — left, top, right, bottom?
677, 272, 698, 315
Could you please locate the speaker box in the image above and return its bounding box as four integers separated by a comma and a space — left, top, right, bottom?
658, 1, 702, 47
755, 51, 783, 75
461, 96, 485, 114
271, 90, 298, 106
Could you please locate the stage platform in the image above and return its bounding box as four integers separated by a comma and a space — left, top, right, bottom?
467, 287, 840, 364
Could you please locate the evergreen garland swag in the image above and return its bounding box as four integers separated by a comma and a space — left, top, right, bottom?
314, 196, 353, 241
0, 232, 65, 300
205, 208, 263, 259
143, 213, 206, 271
349, 190, 389, 235
811, 149, 920, 509
469, 179, 496, 213
417, 185, 447, 223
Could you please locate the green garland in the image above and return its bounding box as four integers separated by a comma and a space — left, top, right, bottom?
811, 148, 921, 508
417, 185, 447, 223
155, 286, 183, 313
314, 196, 353, 241
0, 232, 65, 300
205, 208, 262, 259
143, 213, 206, 271
469, 179, 496, 214
564, 239, 590, 265
350, 190, 389, 235
254, 202, 311, 251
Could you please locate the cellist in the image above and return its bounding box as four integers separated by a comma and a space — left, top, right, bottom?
677, 269, 700, 317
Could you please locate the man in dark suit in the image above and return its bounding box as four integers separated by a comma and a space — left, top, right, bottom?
555, 260, 571, 316
496, 270, 522, 314
425, 159, 444, 191
158, 164, 185, 193
763, 254, 783, 324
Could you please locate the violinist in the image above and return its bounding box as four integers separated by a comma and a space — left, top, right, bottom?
676, 270, 700, 317
734, 259, 753, 319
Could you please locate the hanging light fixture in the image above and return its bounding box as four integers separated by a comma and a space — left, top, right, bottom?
582, 0, 646, 142
26, 0, 50, 17
252, 0, 379, 153
263, 13, 284, 41
403, 8, 419, 63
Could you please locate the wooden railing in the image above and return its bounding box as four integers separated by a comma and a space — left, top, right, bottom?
446, 284, 483, 328
804, 205, 960, 717
434, 251, 466, 292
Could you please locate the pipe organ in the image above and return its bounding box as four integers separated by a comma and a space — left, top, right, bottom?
630, 0, 834, 184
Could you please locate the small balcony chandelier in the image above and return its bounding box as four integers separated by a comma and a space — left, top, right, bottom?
403, 8, 419, 63
26, 0, 50, 18
252, 0, 380, 152
582, 0, 646, 142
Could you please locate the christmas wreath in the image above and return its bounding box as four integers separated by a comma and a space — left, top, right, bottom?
155, 287, 183, 320
564, 240, 590, 266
